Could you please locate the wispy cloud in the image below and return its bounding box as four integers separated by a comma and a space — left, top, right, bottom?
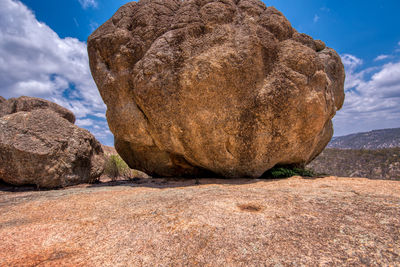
89, 21, 99, 33
374, 54, 390, 61
76, 118, 94, 127
320, 7, 330, 12
313, 14, 320, 23
73, 17, 79, 28
0, 0, 112, 145
341, 54, 363, 70
78, 0, 98, 9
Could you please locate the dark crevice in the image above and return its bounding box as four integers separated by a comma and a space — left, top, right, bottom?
169, 153, 220, 178
135, 102, 150, 124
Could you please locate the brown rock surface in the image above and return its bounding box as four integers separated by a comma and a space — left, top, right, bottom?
101, 144, 118, 155
0, 109, 104, 188
0, 96, 75, 123
0, 177, 399, 265
88, 0, 345, 178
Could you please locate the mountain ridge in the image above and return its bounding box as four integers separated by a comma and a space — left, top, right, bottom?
329, 127, 400, 149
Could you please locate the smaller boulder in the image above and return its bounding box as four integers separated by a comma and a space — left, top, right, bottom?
314, 40, 326, 52
0, 96, 75, 123
0, 97, 104, 188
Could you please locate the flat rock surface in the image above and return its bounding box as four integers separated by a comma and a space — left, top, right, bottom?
0, 177, 399, 266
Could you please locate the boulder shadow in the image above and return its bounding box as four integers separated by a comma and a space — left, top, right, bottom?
0, 180, 41, 193
0, 175, 334, 193
86, 176, 291, 190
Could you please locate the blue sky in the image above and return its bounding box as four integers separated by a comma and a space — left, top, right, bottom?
1, 0, 400, 146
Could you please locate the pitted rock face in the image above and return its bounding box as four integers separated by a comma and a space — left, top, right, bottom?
0, 109, 104, 188
88, 0, 345, 178
0, 96, 76, 123
0, 96, 104, 188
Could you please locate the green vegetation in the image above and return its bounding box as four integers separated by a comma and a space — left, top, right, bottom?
104, 154, 132, 181
264, 167, 316, 179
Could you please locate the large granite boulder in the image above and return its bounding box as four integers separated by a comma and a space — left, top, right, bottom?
88, 0, 345, 178
0, 97, 104, 188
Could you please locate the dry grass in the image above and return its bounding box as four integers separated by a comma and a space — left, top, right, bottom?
103, 154, 132, 180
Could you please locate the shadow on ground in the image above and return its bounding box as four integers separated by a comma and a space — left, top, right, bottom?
0, 176, 283, 193
1, 174, 386, 193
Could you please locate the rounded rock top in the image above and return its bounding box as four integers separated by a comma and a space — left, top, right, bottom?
88, 0, 345, 178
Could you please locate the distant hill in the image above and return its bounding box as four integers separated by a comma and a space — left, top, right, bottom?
328, 128, 400, 149
308, 148, 400, 180
311, 128, 400, 180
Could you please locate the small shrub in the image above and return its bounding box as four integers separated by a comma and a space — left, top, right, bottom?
292, 168, 315, 177
264, 167, 316, 179
104, 154, 132, 181
269, 167, 297, 178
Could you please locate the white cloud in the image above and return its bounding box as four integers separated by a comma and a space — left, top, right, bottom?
341, 54, 363, 70
340, 54, 368, 91
374, 54, 389, 61
334, 54, 400, 136
0, 0, 112, 145
78, 0, 98, 9
93, 112, 106, 118
313, 15, 320, 23
76, 118, 94, 127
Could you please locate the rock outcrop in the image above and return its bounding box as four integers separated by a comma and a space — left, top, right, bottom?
0, 96, 104, 188
101, 145, 118, 156
0, 96, 75, 123
1, 177, 399, 266
88, 0, 345, 177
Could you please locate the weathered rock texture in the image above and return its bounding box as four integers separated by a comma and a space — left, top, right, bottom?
88, 0, 345, 177
0, 97, 104, 188
0, 177, 399, 265
0, 96, 75, 123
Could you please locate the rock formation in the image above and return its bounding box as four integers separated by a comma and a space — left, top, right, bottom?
0, 96, 76, 123
0, 96, 104, 188
88, 0, 345, 177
